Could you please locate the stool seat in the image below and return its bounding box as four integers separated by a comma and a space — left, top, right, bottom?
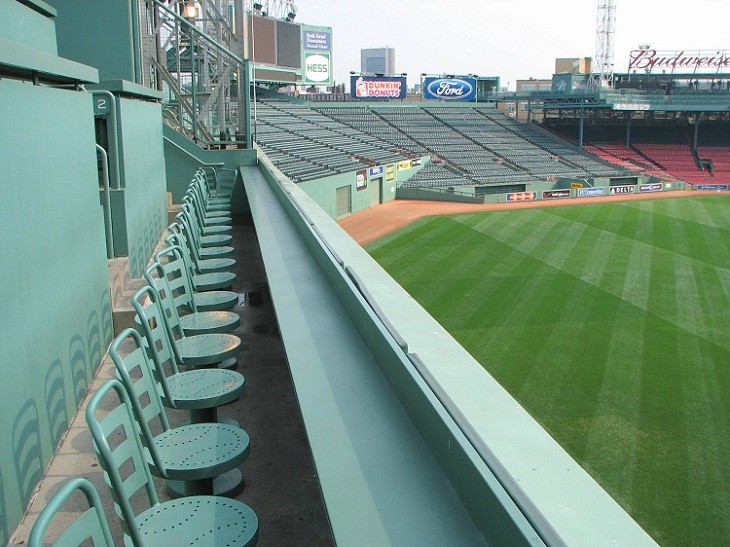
177, 333, 241, 367
192, 270, 236, 291
199, 244, 235, 259
164, 368, 244, 410
149, 423, 249, 481
130, 496, 258, 547
195, 256, 237, 274
199, 233, 233, 247
180, 310, 240, 335
194, 290, 239, 311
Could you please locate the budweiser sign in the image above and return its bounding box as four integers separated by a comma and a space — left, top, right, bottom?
628, 49, 730, 73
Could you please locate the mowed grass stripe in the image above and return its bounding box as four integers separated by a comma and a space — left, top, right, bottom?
455, 204, 730, 351
367, 196, 730, 547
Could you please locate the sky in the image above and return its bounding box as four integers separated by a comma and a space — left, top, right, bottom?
294, 0, 730, 90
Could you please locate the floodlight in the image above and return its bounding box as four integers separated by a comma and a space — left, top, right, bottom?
182, 1, 198, 20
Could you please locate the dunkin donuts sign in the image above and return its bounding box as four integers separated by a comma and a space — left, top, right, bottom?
350, 75, 407, 100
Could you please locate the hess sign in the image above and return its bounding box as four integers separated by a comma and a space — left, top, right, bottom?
304, 53, 331, 84
423, 77, 476, 101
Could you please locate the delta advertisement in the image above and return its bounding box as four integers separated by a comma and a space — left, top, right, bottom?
423, 77, 476, 101
610, 185, 635, 195
350, 75, 407, 100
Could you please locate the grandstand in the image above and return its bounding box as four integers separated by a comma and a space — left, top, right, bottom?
256, 98, 635, 193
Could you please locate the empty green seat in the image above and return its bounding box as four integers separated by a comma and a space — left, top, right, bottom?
155, 243, 238, 312
29, 477, 114, 547
132, 285, 240, 370
86, 380, 258, 543
187, 185, 230, 217
168, 222, 236, 274
167, 230, 236, 291
110, 327, 243, 425
179, 203, 233, 247
183, 200, 232, 235
144, 260, 239, 335
170, 219, 234, 259
194, 167, 234, 205
90, 371, 248, 497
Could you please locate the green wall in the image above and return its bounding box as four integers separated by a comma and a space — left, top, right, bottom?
112, 96, 168, 278
0, 0, 57, 54
47, 0, 136, 82
163, 125, 257, 214
0, 78, 112, 543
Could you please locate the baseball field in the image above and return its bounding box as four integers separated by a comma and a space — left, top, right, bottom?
365, 194, 730, 547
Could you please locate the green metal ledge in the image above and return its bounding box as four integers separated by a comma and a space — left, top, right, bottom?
243, 164, 512, 545
0, 37, 98, 84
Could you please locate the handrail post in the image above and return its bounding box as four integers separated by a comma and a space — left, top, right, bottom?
95, 144, 115, 259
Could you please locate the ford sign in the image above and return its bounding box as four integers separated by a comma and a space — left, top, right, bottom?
424, 77, 476, 101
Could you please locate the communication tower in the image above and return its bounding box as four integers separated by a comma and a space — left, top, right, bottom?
588, 0, 616, 90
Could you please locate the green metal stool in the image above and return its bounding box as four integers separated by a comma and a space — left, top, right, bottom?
169, 218, 237, 274
132, 285, 240, 370
167, 229, 236, 291
170, 219, 234, 259
86, 380, 258, 544
144, 261, 239, 335
110, 327, 243, 426
155, 242, 239, 312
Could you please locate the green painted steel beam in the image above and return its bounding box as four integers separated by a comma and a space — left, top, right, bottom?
0, 37, 98, 83
243, 164, 493, 546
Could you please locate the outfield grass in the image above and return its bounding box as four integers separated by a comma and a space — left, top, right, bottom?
367, 195, 730, 547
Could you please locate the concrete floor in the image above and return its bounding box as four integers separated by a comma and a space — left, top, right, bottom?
9, 214, 334, 546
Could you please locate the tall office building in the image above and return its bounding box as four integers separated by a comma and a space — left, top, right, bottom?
361, 47, 395, 74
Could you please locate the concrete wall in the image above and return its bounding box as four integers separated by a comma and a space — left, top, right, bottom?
0, 0, 57, 54
0, 78, 112, 544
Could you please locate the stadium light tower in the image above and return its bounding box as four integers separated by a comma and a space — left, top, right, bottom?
588, 0, 616, 90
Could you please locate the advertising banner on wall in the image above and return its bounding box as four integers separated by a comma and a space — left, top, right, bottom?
506, 192, 536, 202
303, 52, 332, 85
355, 169, 367, 191
577, 187, 606, 197
609, 185, 636, 195
696, 184, 729, 191
350, 75, 407, 100
639, 183, 662, 193
543, 190, 571, 199
368, 166, 384, 177
303, 30, 331, 51
423, 77, 476, 101
385, 164, 396, 183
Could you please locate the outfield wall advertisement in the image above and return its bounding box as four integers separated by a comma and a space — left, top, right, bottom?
610, 185, 635, 195
506, 192, 536, 201
351, 75, 407, 100
543, 190, 571, 199
578, 187, 606, 197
